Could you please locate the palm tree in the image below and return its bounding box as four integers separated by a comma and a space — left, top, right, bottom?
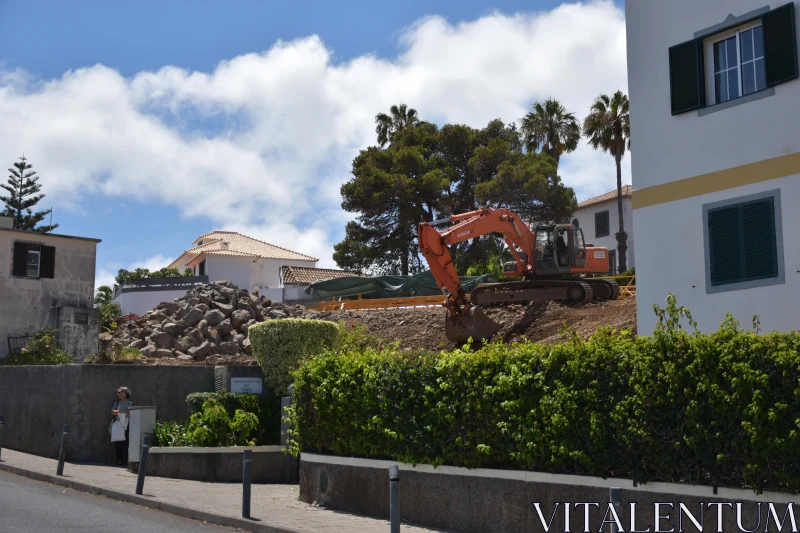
375, 104, 420, 147
519, 98, 581, 168
583, 90, 631, 272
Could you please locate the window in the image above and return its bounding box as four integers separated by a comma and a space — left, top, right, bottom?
27, 246, 41, 277
74, 313, 89, 325
12, 242, 56, 279
703, 189, 784, 293
199, 259, 206, 276
595, 210, 610, 238
669, 2, 798, 115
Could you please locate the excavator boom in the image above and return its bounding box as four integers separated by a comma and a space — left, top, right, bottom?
418, 207, 618, 343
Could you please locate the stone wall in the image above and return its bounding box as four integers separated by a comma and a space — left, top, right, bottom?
147, 446, 285, 483
0, 365, 216, 463
300, 454, 795, 533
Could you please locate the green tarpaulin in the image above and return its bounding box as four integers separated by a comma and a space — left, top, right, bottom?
304, 271, 498, 299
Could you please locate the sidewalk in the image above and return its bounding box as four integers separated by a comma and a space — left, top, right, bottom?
0, 449, 449, 533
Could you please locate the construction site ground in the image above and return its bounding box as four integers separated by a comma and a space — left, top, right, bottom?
318, 298, 637, 352
117, 297, 636, 366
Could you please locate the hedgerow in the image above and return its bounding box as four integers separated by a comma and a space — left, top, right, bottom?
288, 295, 800, 493
249, 318, 340, 395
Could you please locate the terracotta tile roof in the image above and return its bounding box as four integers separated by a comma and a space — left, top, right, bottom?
282, 266, 366, 285
577, 185, 633, 209
181, 232, 318, 262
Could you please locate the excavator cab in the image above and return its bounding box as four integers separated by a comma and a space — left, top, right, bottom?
530, 225, 587, 276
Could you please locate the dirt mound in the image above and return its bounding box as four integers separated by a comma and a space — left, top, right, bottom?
318, 298, 637, 352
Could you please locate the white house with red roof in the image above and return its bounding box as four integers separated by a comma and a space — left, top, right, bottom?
570, 185, 634, 273
114, 231, 322, 315
166, 231, 318, 300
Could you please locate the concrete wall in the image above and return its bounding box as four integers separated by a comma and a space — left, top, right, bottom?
0, 365, 215, 463
114, 288, 189, 316
250, 258, 317, 293
572, 197, 635, 271
147, 446, 285, 483
206, 255, 251, 291
626, 0, 800, 334
0, 230, 99, 359
300, 454, 795, 533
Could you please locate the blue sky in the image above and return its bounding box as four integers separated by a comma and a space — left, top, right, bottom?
0, 0, 629, 288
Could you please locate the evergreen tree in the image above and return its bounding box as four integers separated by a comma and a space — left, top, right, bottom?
1, 155, 58, 233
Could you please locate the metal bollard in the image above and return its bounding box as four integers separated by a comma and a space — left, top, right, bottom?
56, 425, 69, 476
610, 487, 622, 533
0, 415, 4, 461
242, 449, 252, 518
389, 465, 400, 533
135, 436, 150, 495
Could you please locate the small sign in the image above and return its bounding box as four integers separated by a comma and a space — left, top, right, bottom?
231, 378, 263, 395
593, 251, 606, 259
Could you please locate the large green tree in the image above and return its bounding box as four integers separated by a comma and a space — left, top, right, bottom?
335, 113, 578, 276
375, 103, 420, 147
1, 155, 58, 233
520, 98, 581, 167
583, 90, 631, 272
334, 121, 446, 275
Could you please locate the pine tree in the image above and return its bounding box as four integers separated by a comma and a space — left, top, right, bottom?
1, 155, 58, 233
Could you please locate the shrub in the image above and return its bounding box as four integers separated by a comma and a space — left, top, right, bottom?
186, 392, 281, 445
153, 420, 191, 447
249, 318, 340, 395
3, 327, 71, 365
289, 295, 800, 494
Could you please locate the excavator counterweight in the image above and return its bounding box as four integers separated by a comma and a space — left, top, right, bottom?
418, 208, 619, 343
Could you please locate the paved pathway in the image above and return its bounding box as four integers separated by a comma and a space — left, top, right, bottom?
0, 449, 451, 533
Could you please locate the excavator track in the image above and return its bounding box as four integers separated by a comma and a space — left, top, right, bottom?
469, 279, 594, 307
583, 278, 620, 300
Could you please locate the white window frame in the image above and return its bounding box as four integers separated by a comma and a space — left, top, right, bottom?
703, 20, 765, 106
27, 248, 41, 278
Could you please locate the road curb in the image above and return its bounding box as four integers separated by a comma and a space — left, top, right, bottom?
0, 462, 299, 533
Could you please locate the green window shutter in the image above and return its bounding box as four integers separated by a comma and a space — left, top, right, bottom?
709, 198, 779, 287
708, 206, 744, 286
669, 38, 705, 115
763, 2, 799, 87
742, 198, 779, 281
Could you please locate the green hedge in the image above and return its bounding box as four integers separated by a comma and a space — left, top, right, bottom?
289, 296, 800, 493
249, 318, 340, 395
186, 392, 281, 445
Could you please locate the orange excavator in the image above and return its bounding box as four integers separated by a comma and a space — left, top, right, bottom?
418, 207, 620, 342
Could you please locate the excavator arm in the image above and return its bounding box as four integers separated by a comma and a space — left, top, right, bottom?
418, 207, 537, 317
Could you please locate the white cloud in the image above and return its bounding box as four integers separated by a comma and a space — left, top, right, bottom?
1, 0, 629, 273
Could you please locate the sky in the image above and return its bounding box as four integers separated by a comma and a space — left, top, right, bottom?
0, 0, 630, 290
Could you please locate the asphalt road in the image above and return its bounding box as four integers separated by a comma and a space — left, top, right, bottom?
0, 470, 238, 533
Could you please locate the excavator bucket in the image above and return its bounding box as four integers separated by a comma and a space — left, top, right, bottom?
445, 306, 501, 344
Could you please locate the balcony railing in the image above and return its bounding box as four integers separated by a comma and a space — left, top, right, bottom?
112, 275, 209, 299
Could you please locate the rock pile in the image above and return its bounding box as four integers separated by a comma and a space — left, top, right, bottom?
112, 281, 319, 361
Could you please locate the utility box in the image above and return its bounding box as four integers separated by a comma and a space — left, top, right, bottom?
128, 406, 156, 464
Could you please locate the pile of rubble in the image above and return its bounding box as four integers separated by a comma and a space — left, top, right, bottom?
108, 281, 317, 362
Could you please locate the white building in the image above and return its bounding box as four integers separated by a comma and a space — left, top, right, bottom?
114, 231, 318, 315
281, 265, 367, 302
571, 185, 634, 273
626, 0, 799, 334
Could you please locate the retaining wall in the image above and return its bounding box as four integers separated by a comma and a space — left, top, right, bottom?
300, 453, 799, 533
147, 446, 285, 483
0, 365, 216, 463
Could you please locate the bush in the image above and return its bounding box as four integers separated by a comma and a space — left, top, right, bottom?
186, 392, 281, 445
154, 399, 259, 447
289, 295, 800, 494
153, 420, 191, 447
3, 327, 71, 365
249, 318, 340, 395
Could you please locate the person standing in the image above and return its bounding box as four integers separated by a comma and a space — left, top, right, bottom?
110, 387, 132, 466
